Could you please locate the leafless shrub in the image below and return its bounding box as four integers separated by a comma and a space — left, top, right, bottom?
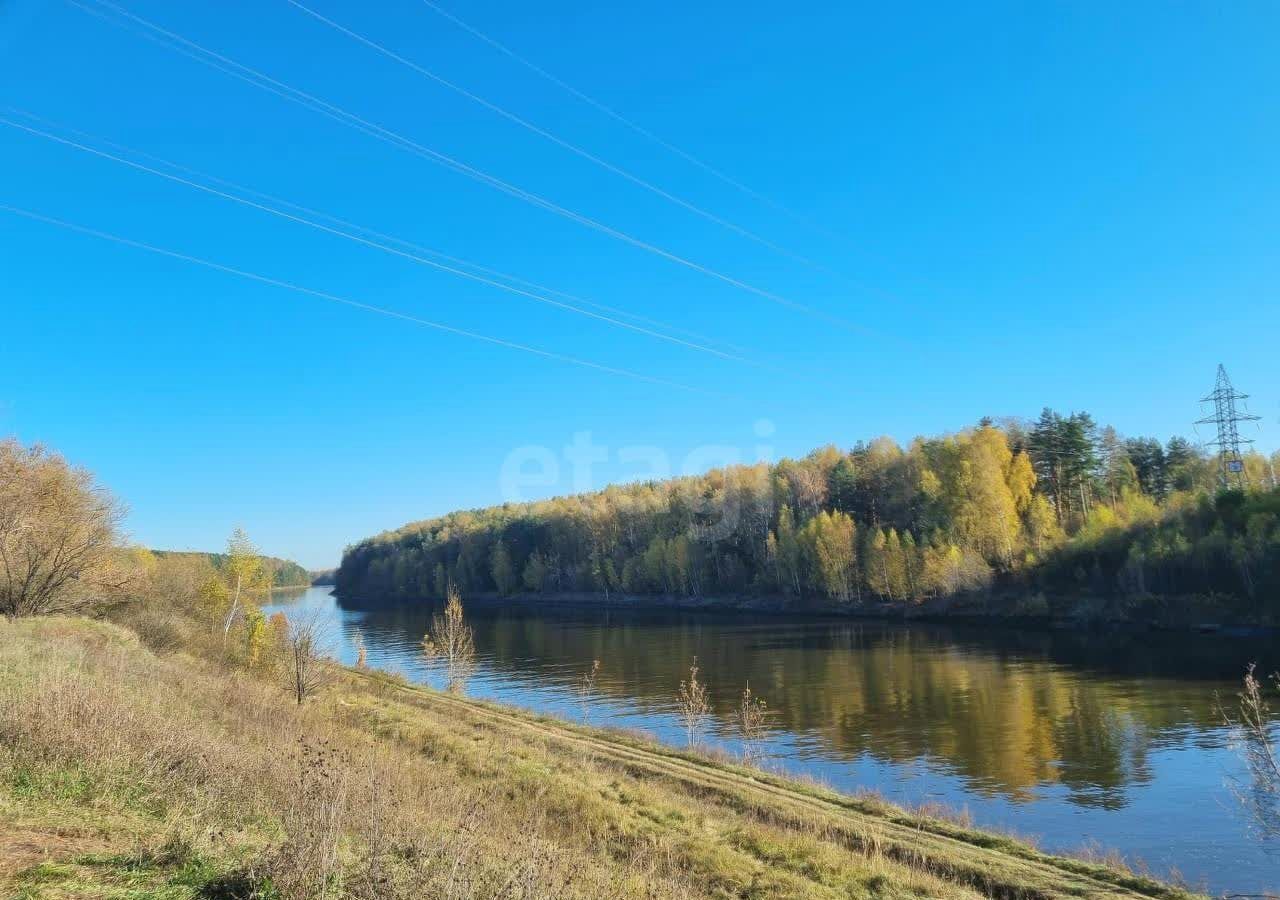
1220, 664, 1280, 843
676, 659, 710, 749
576, 659, 601, 724
353, 631, 368, 669
422, 585, 475, 693
736, 681, 770, 765
285, 613, 333, 705
0, 439, 126, 618
120, 603, 192, 655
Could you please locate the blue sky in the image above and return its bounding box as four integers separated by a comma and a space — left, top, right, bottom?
2, 0, 1277, 568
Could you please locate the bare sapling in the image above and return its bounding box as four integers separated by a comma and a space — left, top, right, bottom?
1220, 664, 1280, 841
577, 659, 601, 724
677, 659, 710, 749
353, 631, 368, 669
737, 681, 770, 765
285, 613, 333, 705
422, 584, 476, 693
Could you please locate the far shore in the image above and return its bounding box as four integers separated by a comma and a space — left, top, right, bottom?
329, 587, 1279, 638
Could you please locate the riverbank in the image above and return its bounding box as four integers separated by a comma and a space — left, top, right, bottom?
337, 588, 1278, 637
0, 616, 1199, 899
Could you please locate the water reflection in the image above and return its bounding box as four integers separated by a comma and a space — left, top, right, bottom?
263, 588, 1280, 891
331, 596, 1265, 804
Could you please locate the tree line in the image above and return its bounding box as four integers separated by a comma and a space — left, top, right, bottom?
152, 550, 311, 589
334, 411, 1280, 618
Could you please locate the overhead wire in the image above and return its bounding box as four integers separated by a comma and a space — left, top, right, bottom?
414, 0, 852, 246
0, 114, 765, 367
284, 0, 829, 271
0, 202, 719, 395
413, 0, 944, 314
65, 0, 870, 335
2, 106, 758, 362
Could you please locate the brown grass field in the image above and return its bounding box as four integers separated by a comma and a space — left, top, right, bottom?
0, 616, 1202, 899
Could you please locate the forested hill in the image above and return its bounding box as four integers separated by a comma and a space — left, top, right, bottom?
153, 550, 310, 588
336, 411, 1280, 622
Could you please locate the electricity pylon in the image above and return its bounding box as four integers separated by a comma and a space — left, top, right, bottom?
1195, 364, 1260, 489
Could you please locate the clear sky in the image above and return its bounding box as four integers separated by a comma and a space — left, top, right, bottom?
2, 0, 1277, 568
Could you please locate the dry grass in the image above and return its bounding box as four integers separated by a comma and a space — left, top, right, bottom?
0, 616, 1203, 899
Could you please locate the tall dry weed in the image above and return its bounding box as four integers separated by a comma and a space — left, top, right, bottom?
268, 737, 351, 899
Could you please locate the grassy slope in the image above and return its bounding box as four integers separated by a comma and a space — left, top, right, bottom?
0, 618, 1199, 900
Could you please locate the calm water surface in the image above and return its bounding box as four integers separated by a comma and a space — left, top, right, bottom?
264, 587, 1279, 893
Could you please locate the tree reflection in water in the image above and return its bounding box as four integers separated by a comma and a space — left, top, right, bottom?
323, 594, 1274, 810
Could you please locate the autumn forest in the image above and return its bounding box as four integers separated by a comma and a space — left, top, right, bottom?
336, 410, 1280, 621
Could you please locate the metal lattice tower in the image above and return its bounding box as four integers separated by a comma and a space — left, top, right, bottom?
1195, 364, 1260, 489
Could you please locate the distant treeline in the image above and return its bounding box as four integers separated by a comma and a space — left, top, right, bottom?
336, 410, 1280, 621
309, 569, 337, 586
154, 550, 311, 588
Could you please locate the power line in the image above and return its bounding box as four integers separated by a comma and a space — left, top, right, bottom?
415, 0, 949, 318
1195, 363, 1261, 490
2, 106, 757, 363
0, 114, 764, 367
284, 0, 830, 273
415, 0, 850, 245
66, 0, 870, 335
0, 202, 717, 395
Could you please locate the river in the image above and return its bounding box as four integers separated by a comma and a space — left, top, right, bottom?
263, 586, 1279, 893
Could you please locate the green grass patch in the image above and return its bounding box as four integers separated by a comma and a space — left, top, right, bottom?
12, 842, 275, 900
7, 766, 97, 805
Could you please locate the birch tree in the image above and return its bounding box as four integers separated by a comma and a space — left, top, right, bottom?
221, 528, 269, 650
422, 584, 476, 692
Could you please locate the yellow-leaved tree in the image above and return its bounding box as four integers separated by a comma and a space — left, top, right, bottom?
219, 528, 270, 652
800, 510, 857, 602
0, 439, 126, 618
